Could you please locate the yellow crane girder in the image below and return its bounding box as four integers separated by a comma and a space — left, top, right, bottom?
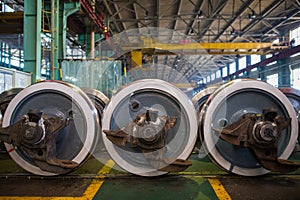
121, 37, 288, 55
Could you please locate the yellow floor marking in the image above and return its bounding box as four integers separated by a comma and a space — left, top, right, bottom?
208, 178, 232, 200
83, 159, 115, 199
0, 160, 115, 200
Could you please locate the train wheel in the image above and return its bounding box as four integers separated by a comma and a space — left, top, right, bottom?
0, 88, 23, 152
200, 79, 298, 176
192, 86, 218, 157
279, 87, 300, 151
81, 88, 109, 126
102, 79, 198, 176
2, 81, 100, 175
192, 86, 218, 112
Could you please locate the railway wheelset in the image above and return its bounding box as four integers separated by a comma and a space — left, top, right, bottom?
0, 78, 300, 177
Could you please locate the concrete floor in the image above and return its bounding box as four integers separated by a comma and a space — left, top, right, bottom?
1, 150, 300, 200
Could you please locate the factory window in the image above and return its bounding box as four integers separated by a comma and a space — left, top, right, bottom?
207, 76, 211, 83
211, 73, 215, 81
266, 73, 278, 87
216, 70, 221, 78
251, 54, 261, 65
222, 66, 227, 77
229, 62, 236, 74
0, 72, 13, 93
291, 68, 300, 90
238, 57, 246, 70
290, 26, 300, 46
1, 3, 14, 12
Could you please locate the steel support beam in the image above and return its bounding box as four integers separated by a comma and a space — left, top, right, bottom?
198, 0, 229, 40
278, 57, 291, 87
51, 0, 59, 80
49, 1, 80, 80
0, 42, 2, 64
103, 0, 121, 32
156, 0, 160, 27
230, 0, 285, 42
123, 40, 276, 51
184, 0, 204, 36
24, 0, 42, 83
223, 45, 300, 80
213, 0, 255, 41
164, 0, 182, 66
264, 9, 300, 36
60, 2, 80, 58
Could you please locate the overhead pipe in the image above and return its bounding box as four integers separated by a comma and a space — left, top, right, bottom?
80, 0, 108, 39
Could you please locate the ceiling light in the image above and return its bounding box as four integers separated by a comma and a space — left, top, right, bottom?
197, 10, 204, 19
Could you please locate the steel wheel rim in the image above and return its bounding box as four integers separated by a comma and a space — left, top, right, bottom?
201, 79, 298, 176
279, 87, 300, 114
81, 88, 109, 126
192, 86, 218, 112
3, 81, 99, 175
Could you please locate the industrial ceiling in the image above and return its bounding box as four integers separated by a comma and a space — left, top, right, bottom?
1, 0, 300, 82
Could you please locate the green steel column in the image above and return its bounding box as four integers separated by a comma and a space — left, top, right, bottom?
278, 57, 291, 87
8, 45, 11, 68
18, 34, 22, 70
259, 55, 266, 82
235, 57, 239, 78
85, 25, 92, 57
226, 64, 230, 80
24, 0, 42, 83
60, 2, 80, 58
0, 42, 2, 64
49, 1, 80, 80
51, 0, 59, 80
245, 55, 251, 78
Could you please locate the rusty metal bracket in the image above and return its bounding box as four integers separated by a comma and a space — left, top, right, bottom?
103, 109, 191, 172
214, 109, 300, 173
0, 110, 78, 173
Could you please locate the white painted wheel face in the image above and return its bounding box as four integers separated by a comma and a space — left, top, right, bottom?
3, 81, 99, 176
102, 79, 198, 176
201, 79, 298, 176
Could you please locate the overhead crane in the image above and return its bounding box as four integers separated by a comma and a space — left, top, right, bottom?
118, 36, 290, 69
121, 36, 289, 57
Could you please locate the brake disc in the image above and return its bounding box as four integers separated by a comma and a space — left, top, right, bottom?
200, 79, 298, 176
2, 81, 100, 175
102, 79, 198, 176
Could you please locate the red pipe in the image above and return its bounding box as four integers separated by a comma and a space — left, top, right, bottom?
80, 0, 109, 38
